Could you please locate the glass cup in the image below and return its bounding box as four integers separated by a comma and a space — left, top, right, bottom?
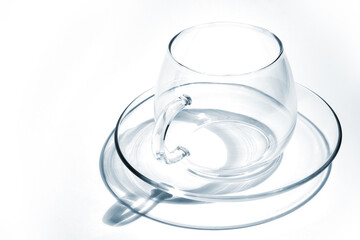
152, 22, 297, 181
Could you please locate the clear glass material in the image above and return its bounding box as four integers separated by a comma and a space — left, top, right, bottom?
152, 23, 297, 184
102, 84, 341, 229
99, 23, 341, 229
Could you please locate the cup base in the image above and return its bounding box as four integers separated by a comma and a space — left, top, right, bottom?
183, 119, 279, 179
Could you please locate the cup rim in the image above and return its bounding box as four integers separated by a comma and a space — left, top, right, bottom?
168, 22, 284, 77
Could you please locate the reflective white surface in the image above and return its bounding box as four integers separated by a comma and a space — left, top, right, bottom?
1, 0, 359, 239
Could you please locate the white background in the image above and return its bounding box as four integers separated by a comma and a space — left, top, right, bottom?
1, 0, 359, 239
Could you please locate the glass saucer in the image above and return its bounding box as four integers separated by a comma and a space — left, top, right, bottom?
100, 84, 341, 229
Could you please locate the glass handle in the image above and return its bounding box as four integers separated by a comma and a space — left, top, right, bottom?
152, 94, 192, 164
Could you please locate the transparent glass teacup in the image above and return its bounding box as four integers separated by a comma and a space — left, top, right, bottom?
152, 22, 297, 181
